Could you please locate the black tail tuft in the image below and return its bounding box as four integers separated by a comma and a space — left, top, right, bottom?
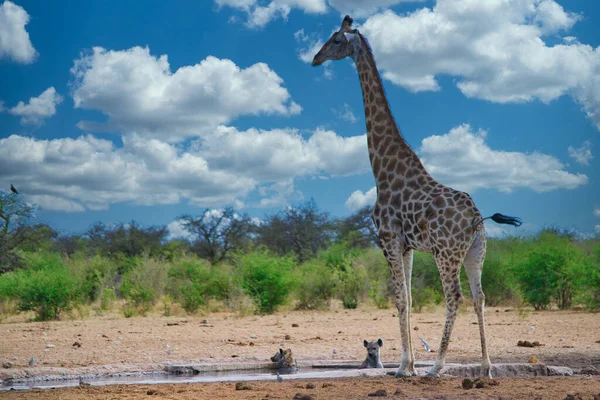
488, 213, 522, 227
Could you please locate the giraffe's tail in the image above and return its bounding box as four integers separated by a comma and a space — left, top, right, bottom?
483, 213, 522, 227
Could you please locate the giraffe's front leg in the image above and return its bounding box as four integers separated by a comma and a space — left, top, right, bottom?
380, 232, 416, 378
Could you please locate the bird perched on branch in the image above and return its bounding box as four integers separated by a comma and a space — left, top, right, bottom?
10, 184, 19, 194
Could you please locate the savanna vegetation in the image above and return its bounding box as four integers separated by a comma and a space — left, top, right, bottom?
1, 190, 599, 321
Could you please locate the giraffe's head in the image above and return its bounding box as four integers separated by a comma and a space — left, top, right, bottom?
312, 15, 358, 67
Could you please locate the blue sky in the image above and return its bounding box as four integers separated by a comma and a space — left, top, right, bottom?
0, 0, 599, 238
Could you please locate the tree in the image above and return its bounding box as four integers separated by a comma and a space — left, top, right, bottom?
179, 207, 254, 264
85, 221, 169, 259
335, 206, 379, 248
257, 199, 333, 262
0, 189, 38, 272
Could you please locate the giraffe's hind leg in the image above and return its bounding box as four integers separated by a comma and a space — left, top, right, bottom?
428, 254, 464, 377
463, 231, 492, 378
379, 231, 416, 377
401, 249, 416, 374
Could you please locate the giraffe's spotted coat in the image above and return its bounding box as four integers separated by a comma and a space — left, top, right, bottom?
312, 15, 493, 379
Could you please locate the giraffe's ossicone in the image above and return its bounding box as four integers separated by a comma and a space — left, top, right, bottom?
312, 15, 521, 379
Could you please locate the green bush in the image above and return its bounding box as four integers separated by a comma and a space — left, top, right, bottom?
356, 248, 390, 309
513, 231, 587, 310
64, 254, 119, 303
239, 250, 294, 314
120, 256, 168, 316
0, 253, 81, 320
168, 258, 212, 313
293, 259, 336, 310
412, 252, 444, 311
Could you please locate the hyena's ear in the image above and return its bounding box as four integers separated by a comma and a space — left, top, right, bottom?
280, 348, 284, 355
363, 340, 369, 348
377, 338, 383, 347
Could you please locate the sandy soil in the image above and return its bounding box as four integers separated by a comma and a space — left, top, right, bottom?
1, 306, 600, 399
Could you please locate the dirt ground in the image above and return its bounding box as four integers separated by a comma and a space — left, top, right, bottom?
1, 306, 600, 399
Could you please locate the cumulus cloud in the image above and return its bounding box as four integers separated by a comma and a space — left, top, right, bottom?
0, 0, 37, 63
345, 186, 376, 211
345, 123, 587, 211
420, 124, 588, 193
568, 140, 593, 166
332, 103, 357, 123
328, 0, 425, 19
294, 28, 333, 79
7, 87, 63, 125
0, 126, 368, 212
215, 0, 327, 28
167, 220, 194, 241
70, 46, 301, 142
359, 0, 600, 130
594, 207, 600, 218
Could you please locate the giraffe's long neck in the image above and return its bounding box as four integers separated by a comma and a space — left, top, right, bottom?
352, 35, 428, 186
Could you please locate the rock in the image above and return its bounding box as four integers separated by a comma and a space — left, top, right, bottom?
580, 366, 598, 375
285, 334, 291, 340
368, 389, 388, 397
474, 378, 487, 389
393, 388, 403, 396
462, 378, 474, 389
72, 342, 81, 348
2, 361, 14, 369
292, 323, 299, 327
250, 334, 257, 339
46, 344, 55, 348
528, 355, 539, 364
235, 382, 252, 390
563, 394, 583, 400
306, 383, 315, 389
292, 393, 312, 400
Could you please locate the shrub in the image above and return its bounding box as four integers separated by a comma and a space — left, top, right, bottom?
412, 252, 444, 312
120, 256, 168, 316
239, 250, 294, 314
513, 230, 587, 310
1, 252, 81, 320
293, 259, 336, 310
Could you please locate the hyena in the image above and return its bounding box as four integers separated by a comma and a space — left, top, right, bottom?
360, 338, 384, 369
271, 348, 298, 372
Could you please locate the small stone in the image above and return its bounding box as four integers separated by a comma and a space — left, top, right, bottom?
306, 383, 315, 389
250, 334, 257, 339
528, 355, 539, 364
46, 344, 55, 348
285, 334, 291, 340
2, 361, 14, 369
474, 378, 487, 389
292, 393, 312, 400
368, 389, 388, 397
292, 323, 299, 327
72, 342, 81, 348
322, 383, 333, 388
393, 388, 403, 396
147, 389, 157, 395
462, 378, 474, 389
235, 382, 252, 390
563, 394, 584, 400
413, 326, 419, 331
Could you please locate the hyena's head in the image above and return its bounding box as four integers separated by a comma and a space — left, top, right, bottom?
271, 348, 294, 366
364, 338, 383, 360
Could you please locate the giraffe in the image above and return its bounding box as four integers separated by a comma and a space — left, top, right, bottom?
312, 16, 522, 378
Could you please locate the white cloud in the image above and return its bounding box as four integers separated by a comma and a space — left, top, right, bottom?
215, 0, 327, 28
345, 186, 376, 211
420, 124, 588, 193
595, 225, 600, 234
0, 0, 37, 63
359, 0, 600, 130
0, 126, 368, 212
332, 103, 357, 123
328, 0, 425, 19
167, 220, 194, 241
294, 28, 333, 79
7, 87, 63, 125
594, 207, 600, 218
70, 46, 301, 142
568, 140, 593, 166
